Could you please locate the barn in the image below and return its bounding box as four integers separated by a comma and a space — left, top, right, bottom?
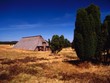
13, 35, 50, 51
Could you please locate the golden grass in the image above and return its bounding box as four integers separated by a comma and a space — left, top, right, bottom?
0, 45, 110, 83
0, 45, 51, 59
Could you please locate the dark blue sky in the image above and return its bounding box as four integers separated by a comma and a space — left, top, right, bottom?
0, 0, 110, 42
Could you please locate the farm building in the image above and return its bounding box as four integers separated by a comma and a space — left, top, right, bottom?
13, 35, 50, 51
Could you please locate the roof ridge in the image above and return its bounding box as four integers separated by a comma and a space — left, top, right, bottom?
22, 35, 42, 38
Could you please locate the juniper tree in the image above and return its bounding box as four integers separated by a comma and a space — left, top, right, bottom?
74, 4, 102, 60
86, 4, 102, 60
103, 15, 110, 55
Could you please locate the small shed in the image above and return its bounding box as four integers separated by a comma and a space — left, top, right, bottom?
13, 35, 50, 51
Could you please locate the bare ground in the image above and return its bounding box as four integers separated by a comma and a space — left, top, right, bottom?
0, 45, 110, 83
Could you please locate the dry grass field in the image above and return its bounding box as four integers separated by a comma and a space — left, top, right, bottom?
0, 45, 110, 83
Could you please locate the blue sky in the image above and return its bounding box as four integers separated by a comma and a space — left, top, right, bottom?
0, 0, 110, 42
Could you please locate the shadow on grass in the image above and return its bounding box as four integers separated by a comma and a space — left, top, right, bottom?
63, 59, 110, 66
0, 56, 48, 65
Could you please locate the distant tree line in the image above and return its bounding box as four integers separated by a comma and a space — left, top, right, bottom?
73, 4, 110, 62
0, 41, 18, 45
48, 35, 71, 53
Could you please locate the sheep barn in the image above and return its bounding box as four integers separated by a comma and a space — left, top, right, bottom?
13, 35, 50, 51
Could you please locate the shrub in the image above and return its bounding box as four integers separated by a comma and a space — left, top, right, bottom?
49, 35, 70, 53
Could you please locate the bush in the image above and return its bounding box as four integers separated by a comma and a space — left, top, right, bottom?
49, 35, 70, 53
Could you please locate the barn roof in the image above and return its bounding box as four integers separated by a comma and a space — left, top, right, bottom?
13, 35, 49, 50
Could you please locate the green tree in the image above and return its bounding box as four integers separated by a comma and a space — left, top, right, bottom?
103, 15, 110, 55
104, 15, 110, 35
50, 35, 71, 53
71, 40, 74, 48
48, 39, 51, 46
101, 23, 108, 51
74, 32, 84, 59
74, 4, 101, 60
50, 35, 61, 53
59, 35, 65, 48
87, 4, 102, 60
64, 38, 71, 48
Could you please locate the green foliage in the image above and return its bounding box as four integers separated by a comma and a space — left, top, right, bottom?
49, 35, 70, 53
59, 35, 65, 48
48, 39, 51, 46
74, 4, 102, 60
71, 40, 74, 48
86, 4, 102, 60
104, 15, 110, 36
103, 15, 110, 53
49, 35, 61, 53
74, 32, 84, 59
64, 39, 71, 48
101, 23, 108, 50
